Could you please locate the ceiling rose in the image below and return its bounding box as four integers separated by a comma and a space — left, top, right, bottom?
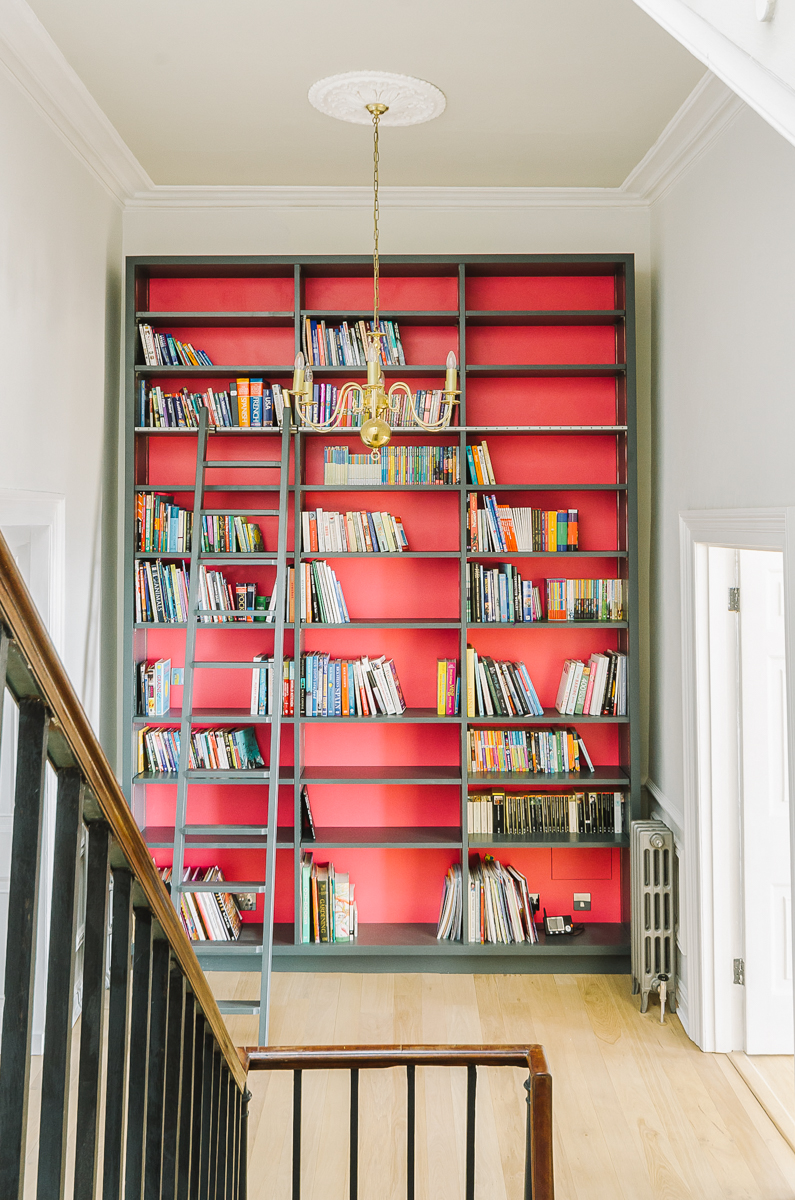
308, 71, 446, 127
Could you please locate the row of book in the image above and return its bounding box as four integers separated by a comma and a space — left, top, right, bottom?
137, 493, 193, 554
300, 853, 358, 942
466, 649, 544, 718
298, 560, 350, 624
467, 855, 539, 944
302, 509, 409, 554
301, 653, 407, 717
141, 382, 287, 429
201, 514, 265, 554
323, 445, 460, 486
137, 726, 264, 774
303, 317, 406, 368
139, 325, 213, 368
159, 866, 244, 942
555, 653, 627, 717
137, 658, 172, 717
468, 495, 579, 553
467, 562, 543, 624
546, 578, 626, 622
467, 728, 594, 775
436, 659, 461, 716
467, 791, 626, 836
466, 441, 497, 486
298, 383, 455, 430
250, 656, 296, 715
135, 560, 190, 624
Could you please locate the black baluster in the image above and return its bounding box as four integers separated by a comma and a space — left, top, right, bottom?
189, 1017, 207, 1200
36, 769, 83, 1200
74, 822, 111, 1200
350, 1068, 359, 1200
225, 1081, 237, 1200
0, 627, 9, 757
0, 698, 49, 1200
292, 1069, 302, 1200
103, 868, 134, 1200
239, 1088, 251, 1200
161, 969, 186, 1199
144, 939, 171, 1197
198, 1032, 215, 1200
465, 1065, 477, 1200
176, 993, 196, 1200
406, 1064, 415, 1200
125, 909, 153, 1200
208, 1049, 222, 1198
215, 1069, 229, 1199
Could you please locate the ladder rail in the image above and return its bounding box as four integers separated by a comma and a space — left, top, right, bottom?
259, 403, 292, 1043
172, 407, 211, 909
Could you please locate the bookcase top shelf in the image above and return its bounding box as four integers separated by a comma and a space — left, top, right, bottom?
125, 252, 639, 979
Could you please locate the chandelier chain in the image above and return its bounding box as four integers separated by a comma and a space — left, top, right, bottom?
372, 107, 380, 332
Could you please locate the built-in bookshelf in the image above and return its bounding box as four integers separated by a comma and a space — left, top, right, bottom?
125, 255, 638, 974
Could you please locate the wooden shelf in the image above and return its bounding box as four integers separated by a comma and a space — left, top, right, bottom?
468, 833, 629, 849
465, 309, 624, 326
144, 824, 294, 848
466, 364, 626, 378
305, 827, 462, 848
467, 768, 630, 788
137, 310, 294, 327
301, 766, 463, 785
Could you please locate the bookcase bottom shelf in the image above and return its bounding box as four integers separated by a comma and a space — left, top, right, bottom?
193, 921, 630, 974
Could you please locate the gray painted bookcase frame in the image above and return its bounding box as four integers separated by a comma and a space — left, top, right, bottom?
124, 254, 639, 977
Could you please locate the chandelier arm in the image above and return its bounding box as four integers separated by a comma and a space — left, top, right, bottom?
387, 381, 459, 431
295, 381, 358, 430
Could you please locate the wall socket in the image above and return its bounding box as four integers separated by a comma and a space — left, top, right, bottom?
573, 892, 591, 911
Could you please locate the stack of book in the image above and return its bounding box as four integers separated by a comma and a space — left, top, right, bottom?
467, 562, 543, 623
467, 791, 626, 836
301, 653, 406, 717
250, 657, 296, 716
468, 495, 578, 553
324, 445, 459, 486
137, 726, 264, 774
468, 855, 538, 944
300, 852, 358, 942
436, 659, 460, 716
201, 515, 264, 554
299, 561, 350, 624
136, 658, 172, 716
465, 648, 543, 718
436, 863, 463, 941
159, 866, 243, 942
135, 560, 190, 623
555, 653, 627, 717
136, 493, 193, 553
546, 578, 626, 621
139, 325, 213, 368
302, 317, 405, 368
465, 441, 496, 485
302, 509, 408, 553
141, 382, 286, 429
467, 728, 594, 775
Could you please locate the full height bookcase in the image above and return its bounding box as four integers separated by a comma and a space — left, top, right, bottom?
124, 254, 639, 984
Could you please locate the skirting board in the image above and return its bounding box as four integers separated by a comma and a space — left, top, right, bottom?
728, 1053, 795, 1154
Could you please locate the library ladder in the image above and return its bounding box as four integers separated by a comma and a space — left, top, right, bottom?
172, 404, 292, 1043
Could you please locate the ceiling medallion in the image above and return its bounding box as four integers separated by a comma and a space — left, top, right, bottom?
308, 70, 446, 127
292, 73, 456, 450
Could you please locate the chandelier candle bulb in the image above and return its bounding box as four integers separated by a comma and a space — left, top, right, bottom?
445, 350, 458, 396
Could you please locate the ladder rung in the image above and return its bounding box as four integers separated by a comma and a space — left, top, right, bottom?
192, 661, 269, 669
204, 460, 281, 468
217, 1000, 261, 1015
198, 555, 278, 563
177, 880, 266, 893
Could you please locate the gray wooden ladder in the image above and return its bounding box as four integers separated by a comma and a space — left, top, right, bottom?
172, 404, 292, 1043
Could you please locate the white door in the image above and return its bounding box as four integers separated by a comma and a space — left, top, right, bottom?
739, 548, 793, 1054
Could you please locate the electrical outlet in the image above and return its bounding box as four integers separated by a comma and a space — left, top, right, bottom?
171, 668, 184, 686
528, 893, 540, 912
573, 892, 591, 911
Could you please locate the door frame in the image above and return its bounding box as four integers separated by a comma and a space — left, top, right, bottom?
680, 507, 795, 1051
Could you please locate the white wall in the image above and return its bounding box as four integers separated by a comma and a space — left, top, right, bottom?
0, 64, 123, 753
649, 102, 795, 1021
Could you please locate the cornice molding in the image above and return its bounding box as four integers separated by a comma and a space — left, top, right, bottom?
0, 0, 748, 213
632, 0, 795, 152
0, 0, 151, 203
622, 72, 743, 202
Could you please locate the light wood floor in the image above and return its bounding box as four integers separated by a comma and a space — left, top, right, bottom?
209, 972, 795, 1200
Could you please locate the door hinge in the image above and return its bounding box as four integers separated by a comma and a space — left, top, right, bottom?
733, 957, 745, 985
728, 587, 740, 612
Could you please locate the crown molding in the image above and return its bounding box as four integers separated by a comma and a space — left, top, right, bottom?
632, 0, 795, 152
0, 0, 152, 203
622, 71, 744, 202
125, 183, 646, 211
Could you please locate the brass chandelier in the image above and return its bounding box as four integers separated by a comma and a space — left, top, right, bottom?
289, 96, 458, 450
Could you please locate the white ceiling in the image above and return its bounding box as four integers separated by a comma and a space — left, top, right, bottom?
27, 0, 705, 189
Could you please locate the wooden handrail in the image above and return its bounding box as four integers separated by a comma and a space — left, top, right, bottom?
243, 1043, 546, 1071
0, 530, 246, 1093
